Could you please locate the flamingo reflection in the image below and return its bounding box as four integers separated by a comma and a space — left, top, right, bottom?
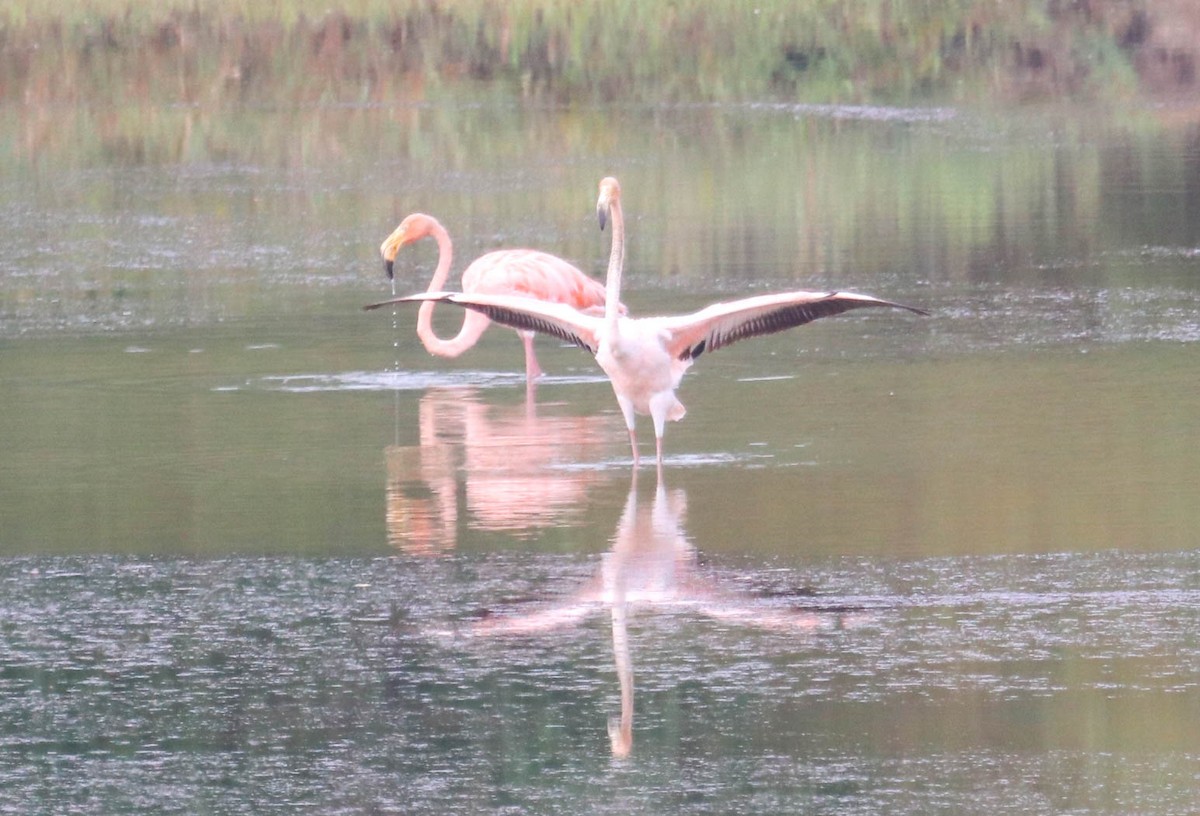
386, 387, 612, 554
463, 475, 854, 757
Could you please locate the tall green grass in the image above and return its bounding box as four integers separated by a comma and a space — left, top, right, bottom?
0, 0, 1148, 107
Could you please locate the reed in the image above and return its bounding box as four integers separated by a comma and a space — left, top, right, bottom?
0, 0, 1154, 107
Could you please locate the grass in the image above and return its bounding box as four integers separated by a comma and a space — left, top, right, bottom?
0, 0, 1158, 107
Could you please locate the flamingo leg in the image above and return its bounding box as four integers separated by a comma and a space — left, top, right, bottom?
615, 394, 639, 466
519, 331, 543, 383
648, 392, 675, 466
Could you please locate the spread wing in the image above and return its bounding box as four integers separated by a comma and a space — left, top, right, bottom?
657, 290, 929, 361
364, 292, 604, 354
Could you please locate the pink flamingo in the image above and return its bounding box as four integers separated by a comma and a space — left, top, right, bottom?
370, 181, 928, 465
379, 212, 614, 382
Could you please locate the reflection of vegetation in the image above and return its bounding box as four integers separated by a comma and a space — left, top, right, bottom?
0, 0, 1188, 106
7, 97, 1198, 340
3, 4, 1198, 335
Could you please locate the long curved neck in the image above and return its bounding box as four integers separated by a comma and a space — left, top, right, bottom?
604, 196, 625, 330
422, 218, 455, 293
415, 219, 489, 358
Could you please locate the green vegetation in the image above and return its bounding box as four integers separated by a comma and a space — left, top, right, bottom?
3, 1, 1196, 339
0, 0, 1184, 107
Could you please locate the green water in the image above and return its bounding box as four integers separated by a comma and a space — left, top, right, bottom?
2, 100, 1199, 813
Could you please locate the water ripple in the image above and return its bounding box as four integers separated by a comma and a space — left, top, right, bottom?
2, 549, 1197, 814
234, 370, 612, 393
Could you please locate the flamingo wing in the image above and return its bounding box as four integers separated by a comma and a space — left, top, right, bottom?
365, 292, 604, 354
657, 290, 929, 361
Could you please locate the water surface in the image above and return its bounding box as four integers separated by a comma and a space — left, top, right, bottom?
2, 100, 1199, 813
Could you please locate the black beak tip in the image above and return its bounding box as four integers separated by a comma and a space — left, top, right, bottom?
384, 258, 394, 280
598, 207, 608, 232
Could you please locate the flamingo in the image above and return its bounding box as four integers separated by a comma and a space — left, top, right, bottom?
368, 179, 929, 466
379, 212, 615, 383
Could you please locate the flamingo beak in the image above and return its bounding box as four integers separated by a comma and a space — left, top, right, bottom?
379, 227, 407, 280
598, 190, 612, 231
597, 176, 619, 232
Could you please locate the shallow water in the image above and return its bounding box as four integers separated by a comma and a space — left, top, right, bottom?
3, 522, 1198, 813
2, 100, 1199, 813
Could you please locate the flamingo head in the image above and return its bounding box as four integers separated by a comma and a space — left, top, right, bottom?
597, 176, 621, 231
380, 213, 440, 279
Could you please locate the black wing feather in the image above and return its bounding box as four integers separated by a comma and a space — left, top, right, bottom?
458, 301, 598, 355
363, 293, 599, 354
680, 295, 923, 361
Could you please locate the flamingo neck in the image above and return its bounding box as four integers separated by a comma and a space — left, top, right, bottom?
415, 219, 488, 358
423, 219, 454, 293
604, 197, 625, 329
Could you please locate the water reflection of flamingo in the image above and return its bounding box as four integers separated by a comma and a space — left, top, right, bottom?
369, 180, 929, 465
379, 213, 616, 383
464, 475, 846, 757
385, 387, 612, 553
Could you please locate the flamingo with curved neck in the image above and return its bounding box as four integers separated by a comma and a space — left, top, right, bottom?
369, 180, 929, 466
379, 213, 612, 382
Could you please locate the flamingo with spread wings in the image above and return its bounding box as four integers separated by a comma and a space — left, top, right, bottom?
380, 212, 615, 382
369, 180, 929, 465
